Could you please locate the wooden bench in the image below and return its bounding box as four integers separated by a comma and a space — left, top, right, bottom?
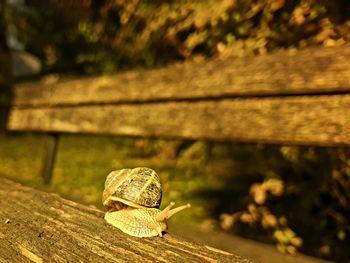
4, 44, 350, 262
6, 44, 350, 184
0, 176, 250, 262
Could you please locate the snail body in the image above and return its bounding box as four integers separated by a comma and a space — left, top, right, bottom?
102, 167, 190, 238
105, 202, 191, 237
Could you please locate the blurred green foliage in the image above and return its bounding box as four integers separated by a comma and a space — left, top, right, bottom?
0, 3, 12, 132
219, 145, 350, 261
5, 0, 350, 74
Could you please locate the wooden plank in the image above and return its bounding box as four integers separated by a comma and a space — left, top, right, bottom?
7, 94, 350, 146
0, 177, 250, 262
13, 45, 350, 107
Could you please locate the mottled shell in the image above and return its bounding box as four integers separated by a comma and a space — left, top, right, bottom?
104, 208, 167, 238
102, 167, 162, 210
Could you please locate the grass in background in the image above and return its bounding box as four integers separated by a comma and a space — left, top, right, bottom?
2, 132, 348, 261
0, 132, 283, 231
0, 132, 235, 230
0, 133, 45, 185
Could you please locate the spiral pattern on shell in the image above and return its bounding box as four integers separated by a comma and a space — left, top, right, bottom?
102, 167, 162, 210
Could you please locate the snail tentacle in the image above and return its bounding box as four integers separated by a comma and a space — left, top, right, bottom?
156, 202, 191, 222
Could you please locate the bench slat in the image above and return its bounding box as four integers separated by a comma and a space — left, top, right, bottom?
0, 177, 248, 262
13, 45, 350, 107
8, 94, 350, 146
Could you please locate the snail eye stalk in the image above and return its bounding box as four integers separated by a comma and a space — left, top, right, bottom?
156, 202, 191, 222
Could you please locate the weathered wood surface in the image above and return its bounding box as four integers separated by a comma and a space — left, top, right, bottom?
13, 45, 350, 107
8, 94, 350, 146
0, 177, 251, 262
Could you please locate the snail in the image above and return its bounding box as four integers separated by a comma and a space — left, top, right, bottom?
102, 167, 190, 238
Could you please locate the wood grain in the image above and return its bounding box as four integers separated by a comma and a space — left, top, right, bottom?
13, 45, 350, 107
7, 94, 350, 146
0, 177, 250, 262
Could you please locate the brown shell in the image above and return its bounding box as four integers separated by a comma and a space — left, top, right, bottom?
104, 208, 167, 237
102, 167, 162, 210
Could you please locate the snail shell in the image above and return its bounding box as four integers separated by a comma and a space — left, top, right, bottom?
102, 167, 162, 211
104, 202, 191, 237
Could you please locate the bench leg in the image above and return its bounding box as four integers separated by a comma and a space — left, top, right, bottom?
41, 134, 59, 184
